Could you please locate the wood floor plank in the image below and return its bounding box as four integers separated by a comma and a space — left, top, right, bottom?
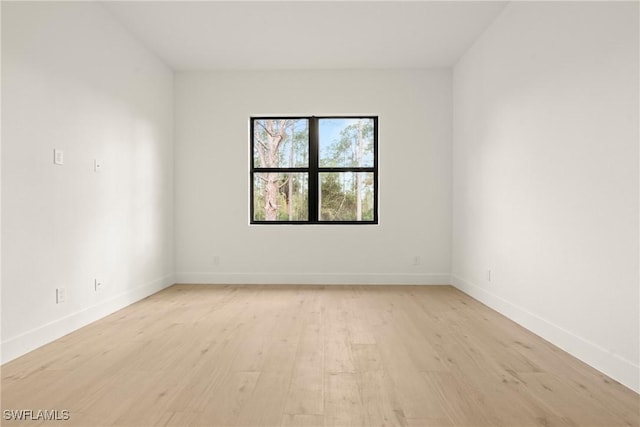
1, 284, 637, 427
323, 372, 365, 427
358, 370, 416, 427
235, 371, 293, 427
518, 372, 638, 427
351, 344, 384, 372
158, 411, 202, 427
323, 291, 356, 374
281, 414, 324, 427
344, 287, 377, 345
284, 292, 324, 416
195, 371, 261, 427
421, 371, 494, 427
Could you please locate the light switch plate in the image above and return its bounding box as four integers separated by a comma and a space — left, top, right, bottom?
54, 149, 64, 165
56, 287, 66, 303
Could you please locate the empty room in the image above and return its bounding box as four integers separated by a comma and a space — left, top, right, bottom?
1, 1, 638, 426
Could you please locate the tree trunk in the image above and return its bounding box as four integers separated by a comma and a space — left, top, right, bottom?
288, 122, 295, 220
264, 172, 279, 221
257, 119, 289, 221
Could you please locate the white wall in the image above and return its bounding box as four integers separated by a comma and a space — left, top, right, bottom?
1, 2, 175, 363
452, 2, 639, 391
175, 70, 451, 285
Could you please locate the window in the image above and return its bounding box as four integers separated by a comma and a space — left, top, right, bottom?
250, 116, 378, 224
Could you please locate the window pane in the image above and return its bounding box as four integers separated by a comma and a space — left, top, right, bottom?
253, 119, 309, 168
319, 172, 374, 221
253, 173, 308, 221
319, 118, 374, 168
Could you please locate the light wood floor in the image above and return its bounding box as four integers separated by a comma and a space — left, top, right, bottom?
1, 285, 638, 427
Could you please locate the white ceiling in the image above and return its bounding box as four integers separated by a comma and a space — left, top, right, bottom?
103, 1, 508, 70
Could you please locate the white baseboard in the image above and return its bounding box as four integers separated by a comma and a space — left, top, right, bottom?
175, 272, 450, 286
1, 274, 175, 365
451, 275, 640, 394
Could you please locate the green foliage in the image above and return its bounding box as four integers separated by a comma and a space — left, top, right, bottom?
320, 173, 373, 221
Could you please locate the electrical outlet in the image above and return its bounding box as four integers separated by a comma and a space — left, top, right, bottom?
412, 256, 421, 266
486, 269, 492, 282
94, 278, 105, 291
94, 159, 102, 173
56, 287, 66, 304
212, 256, 220, 266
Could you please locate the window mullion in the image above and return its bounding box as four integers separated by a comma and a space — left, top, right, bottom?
308, 117, 319, 223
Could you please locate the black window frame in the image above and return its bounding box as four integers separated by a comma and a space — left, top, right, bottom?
250, 116, 378, 225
